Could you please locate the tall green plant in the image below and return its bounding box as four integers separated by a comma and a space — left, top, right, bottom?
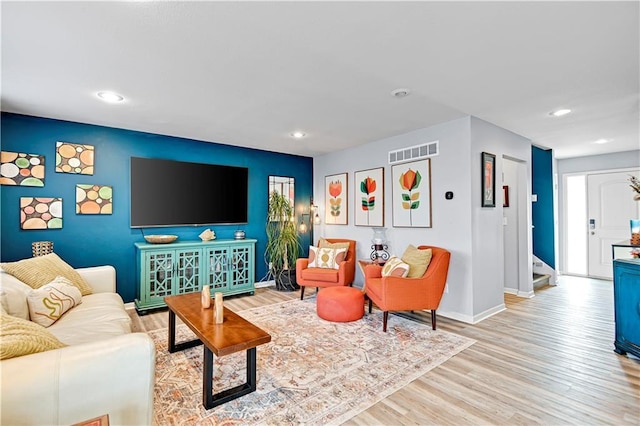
265, 191, 301, 278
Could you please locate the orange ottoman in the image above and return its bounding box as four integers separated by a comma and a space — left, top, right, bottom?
317, 286, 364, 322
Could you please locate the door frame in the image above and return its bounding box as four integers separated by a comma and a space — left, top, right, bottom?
562, 166, 639, 277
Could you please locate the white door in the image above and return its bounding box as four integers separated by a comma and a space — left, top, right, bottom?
587, 170, 640, 279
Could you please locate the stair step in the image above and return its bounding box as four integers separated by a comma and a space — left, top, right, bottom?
533, 273, 550, 288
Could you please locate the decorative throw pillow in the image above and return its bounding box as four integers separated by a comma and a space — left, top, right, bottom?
1, 253, 93, 296
381, 256, 410, 278
27, 276, 83, 327
0, 313, 66, 360
308, 246, 347, 269
319, 238, 351, 257
401, 245, 433, 278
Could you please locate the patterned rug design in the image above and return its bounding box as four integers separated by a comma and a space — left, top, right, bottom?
150, 298, 475, 425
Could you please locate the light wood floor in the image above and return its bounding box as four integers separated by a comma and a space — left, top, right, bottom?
128, 276, 640, 425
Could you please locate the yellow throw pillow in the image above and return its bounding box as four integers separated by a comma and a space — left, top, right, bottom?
401, 245, 433, 278
381, 256, 410, 278
308, 246, 346, 269
0, 313, 66, 360
319, 238, 351, 253
27, 276, 83, 327
1, 253, 93, 296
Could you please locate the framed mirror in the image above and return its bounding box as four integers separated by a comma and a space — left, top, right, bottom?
268, 176, 295, 208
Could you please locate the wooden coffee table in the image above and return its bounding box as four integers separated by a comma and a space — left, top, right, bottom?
164, 292, 271, 409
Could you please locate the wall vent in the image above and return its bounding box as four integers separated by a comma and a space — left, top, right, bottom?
388, 141, 439, 164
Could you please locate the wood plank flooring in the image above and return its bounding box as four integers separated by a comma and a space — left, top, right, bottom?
128, 276, 640, 425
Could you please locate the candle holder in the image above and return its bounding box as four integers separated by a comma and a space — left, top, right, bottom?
370, 227, 390, 264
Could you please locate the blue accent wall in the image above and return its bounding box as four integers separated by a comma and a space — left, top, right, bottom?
0, 113, 313, 302
532, 145, 555, 268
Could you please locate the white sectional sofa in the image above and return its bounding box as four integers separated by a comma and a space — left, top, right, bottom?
0, 264, 155, 425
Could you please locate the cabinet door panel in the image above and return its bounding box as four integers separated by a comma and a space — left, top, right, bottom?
175, 249, 202, 294
146, 252, 174, 300
230, 245, 253, 290
205, 247, 229, 291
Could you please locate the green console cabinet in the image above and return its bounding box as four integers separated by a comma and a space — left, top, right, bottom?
612, 258, 640, 358
135, 239, 256, 314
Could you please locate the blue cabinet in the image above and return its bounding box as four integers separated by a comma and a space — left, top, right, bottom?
135, 239, 256, 313
612, 259, 640, 358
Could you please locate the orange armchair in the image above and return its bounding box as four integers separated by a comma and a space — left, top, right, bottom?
364, 245, 450, 332
296, 239, 356, 300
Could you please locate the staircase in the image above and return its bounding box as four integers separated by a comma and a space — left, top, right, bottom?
533, 273, 550, 289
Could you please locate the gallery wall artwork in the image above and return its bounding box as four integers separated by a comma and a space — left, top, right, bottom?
20, 197, 63, 230
392, 159, 432, 228
482, 152, 496, 207
0, 151, 45, 187
325, 173, 348, 225
76, 184, 113, 214
56, 141, 94, 175
354, 167, 384, 227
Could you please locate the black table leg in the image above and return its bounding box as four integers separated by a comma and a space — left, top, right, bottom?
167, 309, 202, 353
203, 347, 257, 409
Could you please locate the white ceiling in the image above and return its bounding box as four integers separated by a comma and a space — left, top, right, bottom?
2, 1, 638, 159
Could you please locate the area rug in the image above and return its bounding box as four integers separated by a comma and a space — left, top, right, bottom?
149, 298, 475, 425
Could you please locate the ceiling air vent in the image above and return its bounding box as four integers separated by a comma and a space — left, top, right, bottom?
388, 141, 439, 164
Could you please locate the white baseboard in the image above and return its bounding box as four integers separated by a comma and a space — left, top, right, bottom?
438, 303, 506, 325
124, 301, 135, 309
517, 290, 535, 298
503, 287, 518, 295
255, 280, 275, 289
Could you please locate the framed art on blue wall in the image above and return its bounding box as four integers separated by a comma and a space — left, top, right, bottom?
481, 152, 496, 207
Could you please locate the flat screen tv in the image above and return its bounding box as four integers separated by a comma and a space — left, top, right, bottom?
130, 157, 248, 228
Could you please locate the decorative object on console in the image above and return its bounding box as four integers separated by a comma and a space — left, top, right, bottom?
630, 220, 640, 245
0, 151, 45, 187
481, 152, 496, 207
20, 197, 63, 230
355, 167, 384, 227
55, 141, 94, 175
325, 172, 348, 225
628, 175, 640, 201
213, 292, 224, 324
199, 228, 216, 241
31, 241, 53, 257
201, 285, 211, 309
370, 227, 390, 264
234, 230, 246, 240
76, 184, 112, 214
392, 159, 432, 227
143, 235, 178, 244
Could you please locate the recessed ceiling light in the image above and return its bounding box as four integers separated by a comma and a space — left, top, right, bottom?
594, 138, 610, 144
549, 108, 571, 117
291, 131, 306, 139
96, 91, 124, 103
391, 88, 410, 98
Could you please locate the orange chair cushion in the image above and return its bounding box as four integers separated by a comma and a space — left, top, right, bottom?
300, 267, 339, 283
316, 287, 364, 322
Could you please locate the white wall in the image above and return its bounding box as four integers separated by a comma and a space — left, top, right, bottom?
313, 116, 532, 323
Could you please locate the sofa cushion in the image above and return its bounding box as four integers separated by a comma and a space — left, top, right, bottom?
0, 274, 32, 320
0, 313, 66, 360
1, 253, 93, 296
27, 277, 82, 327
48, 292, 131, 345
401, 245, 433, 278
300, 267, 340, 283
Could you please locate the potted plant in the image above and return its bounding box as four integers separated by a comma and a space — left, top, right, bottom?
265, 191, 301, 291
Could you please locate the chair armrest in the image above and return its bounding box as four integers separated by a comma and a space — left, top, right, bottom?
364, 264, 383, 279
0, 333, 155, 425
76, 265, 115, 293
337, 258, 356, 285
296, 258, 309, 283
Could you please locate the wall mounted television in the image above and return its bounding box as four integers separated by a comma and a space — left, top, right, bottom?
130, 157, 248, 228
